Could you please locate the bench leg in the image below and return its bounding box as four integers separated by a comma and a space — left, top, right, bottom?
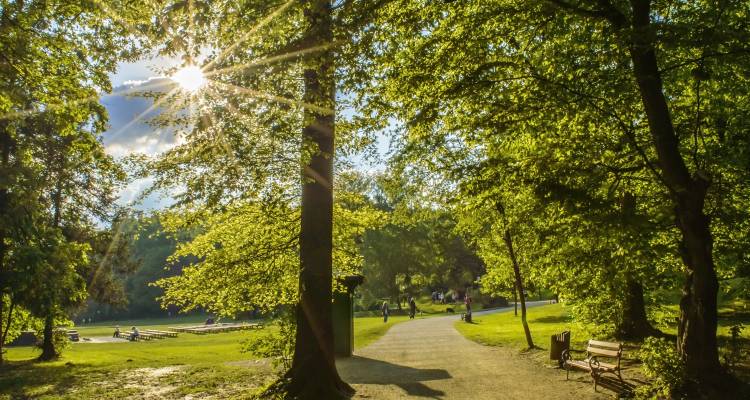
591, 370, 598, 392
565, 365, 569, 380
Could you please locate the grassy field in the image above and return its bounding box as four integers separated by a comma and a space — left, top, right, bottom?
0, 315, 407, 399
456, 302, 750, 350
455, 302, 750, 387
455, 303, 593, 352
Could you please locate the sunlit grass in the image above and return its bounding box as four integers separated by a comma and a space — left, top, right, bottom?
0, 314, 412, 398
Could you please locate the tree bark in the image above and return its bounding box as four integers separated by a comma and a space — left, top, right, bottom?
616, 193, 661, 340
502, 228, 534, 349
513, 284, 518, 316
618, 274, 662, 339
284, 1, 353, 398
627, 0, 720, 377
38, 314, 56, 361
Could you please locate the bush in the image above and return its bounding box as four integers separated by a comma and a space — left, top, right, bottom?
721, 323, 746, 371
635, 337, 685, 399
243, 315, 294, 372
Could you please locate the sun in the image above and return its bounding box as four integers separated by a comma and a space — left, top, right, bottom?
171, 65, 206, 92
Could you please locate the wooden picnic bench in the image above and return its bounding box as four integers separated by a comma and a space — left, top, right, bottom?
562, 339, 623, 391
143, 329, 178, 338
67, 330, 80, 342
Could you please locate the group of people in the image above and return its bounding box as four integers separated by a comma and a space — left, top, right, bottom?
430, 291, 447, 304
380, 296, 419, 322
381, 293, 473, 323
113, 326, 140, 341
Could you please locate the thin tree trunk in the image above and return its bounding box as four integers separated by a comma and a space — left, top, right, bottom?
38, 164, 64, 362
0, 126, 9, 366
0, 296, 5, 365
502, 228, 534, 349
513, 284, 518, 316
627, 0, 720, 377
284, 1, 352, 398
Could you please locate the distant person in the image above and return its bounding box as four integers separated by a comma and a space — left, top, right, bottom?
381, 301, 389, 323
113, 326, 120, 338
465, 294, 473, 323
439, 292, 444, 304
408, 297, 417, 319
130, 326, 139, 341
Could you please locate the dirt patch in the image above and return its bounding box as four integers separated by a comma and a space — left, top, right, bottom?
120, 365, 186, 399
224, 359, 270, 368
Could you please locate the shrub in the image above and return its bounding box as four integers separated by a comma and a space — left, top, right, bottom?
635, 337, 685, 399
720, 323, 745, 371
243, 315, 294, 372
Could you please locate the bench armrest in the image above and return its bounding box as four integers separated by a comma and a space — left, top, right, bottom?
587, 356, 601, 370
561, 349, 572, 363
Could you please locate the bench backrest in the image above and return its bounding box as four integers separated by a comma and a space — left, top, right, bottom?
586, 339, 622, 359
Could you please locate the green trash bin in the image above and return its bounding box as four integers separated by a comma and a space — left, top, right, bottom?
333, 275, 364, 357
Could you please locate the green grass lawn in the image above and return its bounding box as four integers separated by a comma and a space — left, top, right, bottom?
456, 302, 750, 351
455, 302, 750, 386
0, 314, 409, 399
455, 303, 593, 352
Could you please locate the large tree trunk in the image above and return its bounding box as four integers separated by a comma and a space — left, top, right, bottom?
616, 193, 661, 340
284, 1, 352, 398
502, 228, 534, 349
38, 314, 56, 361
618, 274, 662, 339
627, 0, 720, 377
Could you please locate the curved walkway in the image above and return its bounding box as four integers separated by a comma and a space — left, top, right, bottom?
337, 303, 608, 399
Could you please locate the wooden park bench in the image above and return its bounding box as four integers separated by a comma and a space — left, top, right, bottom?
562, 339, 623, 391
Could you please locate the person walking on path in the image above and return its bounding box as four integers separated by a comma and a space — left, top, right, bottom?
113, 326, 120, 338
408, 297, 417, 319
464, 294, 473, 322
382, 301, 390, 323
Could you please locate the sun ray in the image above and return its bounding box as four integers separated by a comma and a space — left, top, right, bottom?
204, 41, 342, 79
203, 88, 252, 160
211, 80, 333, 115
201, 0, 296, 73
91, 218, 126, 294
106, 86, 181, 141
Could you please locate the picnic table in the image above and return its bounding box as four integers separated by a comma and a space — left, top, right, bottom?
170, 322, 264, 334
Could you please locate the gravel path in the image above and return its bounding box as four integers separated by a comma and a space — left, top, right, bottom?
337, 303, 609, 399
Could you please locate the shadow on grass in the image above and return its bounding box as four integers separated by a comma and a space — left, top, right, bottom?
337, 356, 450, 398
0, 359, 96, 398
531, 315, 570, 324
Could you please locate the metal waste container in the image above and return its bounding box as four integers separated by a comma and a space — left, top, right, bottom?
550, 330, 570, 367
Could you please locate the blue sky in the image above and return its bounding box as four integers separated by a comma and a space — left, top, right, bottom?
102, 57, 390, 210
